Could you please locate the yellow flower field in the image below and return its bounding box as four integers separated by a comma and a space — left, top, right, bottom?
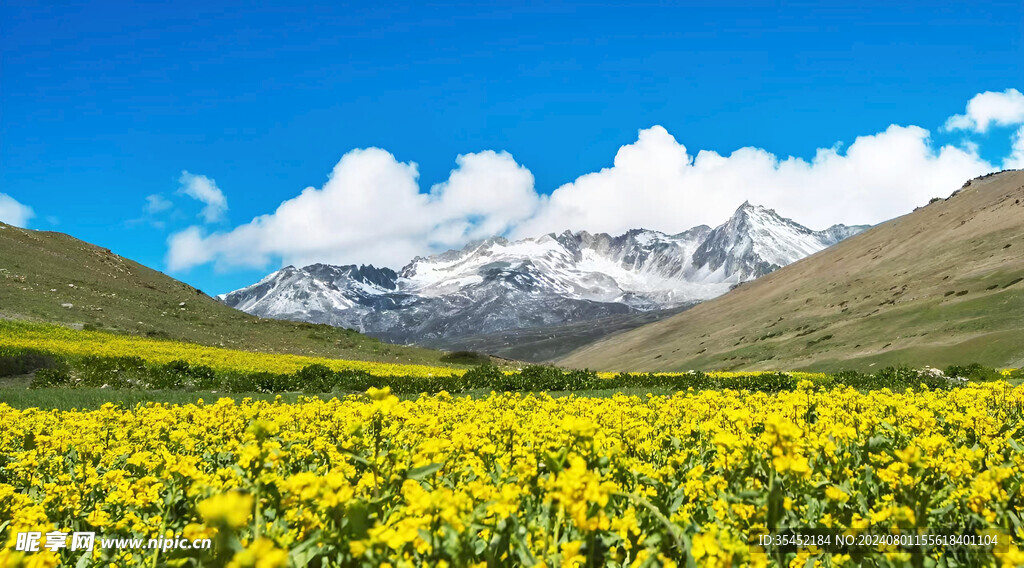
0, 321, 460, 378
2, 383, 1022, 567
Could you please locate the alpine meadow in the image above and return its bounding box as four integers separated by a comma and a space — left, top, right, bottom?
3, 2, 1024, 567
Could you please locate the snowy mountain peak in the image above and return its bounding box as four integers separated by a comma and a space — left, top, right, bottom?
729, 201, 796, 227
691, 204, 868, 282
220, 202, 869, 346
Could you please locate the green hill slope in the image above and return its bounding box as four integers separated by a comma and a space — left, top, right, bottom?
560, 170, 1024, 372
0, 223, 450, 365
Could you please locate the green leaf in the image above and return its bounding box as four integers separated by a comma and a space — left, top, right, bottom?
288, 537, 321, 565
1007, 511, 1023, 534
346, 500, 372, 539
342, 451, 371, 467
767, 478, 784, 529
682, 534, 697, 568
544, 454, 563, 474
407, 462, 443, 480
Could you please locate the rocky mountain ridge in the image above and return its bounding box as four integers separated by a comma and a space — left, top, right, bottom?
219, 202, 868, 347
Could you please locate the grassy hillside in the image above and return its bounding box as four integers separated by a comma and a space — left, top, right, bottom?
0, 223, 451, 366
560, 170, 1024, 372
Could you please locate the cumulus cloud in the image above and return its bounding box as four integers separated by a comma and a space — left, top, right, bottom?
0, 193, 34, 227
944, 88, 1024, 133
166, 148, 536, 272
1006, 126, 1024, 170
428, 150, 538, 247
514, 124, 993, 238
178, 171, 228, 223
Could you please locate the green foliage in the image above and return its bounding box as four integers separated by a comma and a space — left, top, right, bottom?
30, 367, 72, 388
23, 350, 1003, 396
73, 356, 150, 388
297, 363, 335, 393
944, 363, 1002, 382
151, 360, 219, 390
461, 363, 505, 384
0, 348, 57, 377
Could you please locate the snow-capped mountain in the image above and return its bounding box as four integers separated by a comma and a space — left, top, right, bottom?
690, 201, 858, 283
219, 203, 868, 345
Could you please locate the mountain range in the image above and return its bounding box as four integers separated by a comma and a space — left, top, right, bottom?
219, 202, 868, 353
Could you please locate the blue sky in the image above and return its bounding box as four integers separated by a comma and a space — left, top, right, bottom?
2, 0, 1023, 294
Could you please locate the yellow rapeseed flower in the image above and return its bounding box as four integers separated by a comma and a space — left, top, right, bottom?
198, 492, 253, 528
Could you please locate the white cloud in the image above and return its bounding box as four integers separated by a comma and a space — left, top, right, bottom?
0, 193, 34, 227
166, 226, 213, 270
166, 148, 536, 272
145, 194, 174, 214
944, 88, 1024, 133
178, 171, 228, 223
428, 150, 538, 247
1005, 126, 1024, 170
515, 124, 993, 238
